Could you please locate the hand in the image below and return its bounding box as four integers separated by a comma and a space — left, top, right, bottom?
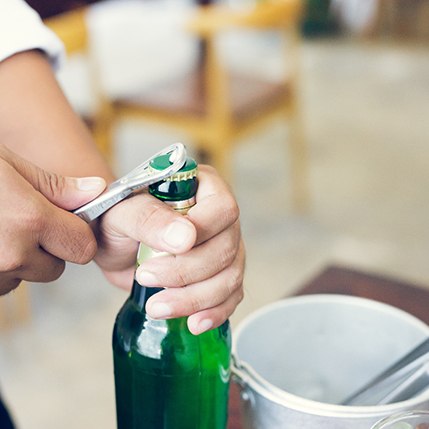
95, 165, 245, 334
0, 145, 106, 295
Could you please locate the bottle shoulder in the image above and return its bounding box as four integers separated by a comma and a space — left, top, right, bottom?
113, 302, 231, 371
114, 298, 231, 342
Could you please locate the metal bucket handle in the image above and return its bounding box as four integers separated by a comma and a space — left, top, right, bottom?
231, 354, 287, 405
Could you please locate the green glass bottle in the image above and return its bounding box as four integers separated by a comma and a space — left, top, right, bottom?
112, 154, 231, 429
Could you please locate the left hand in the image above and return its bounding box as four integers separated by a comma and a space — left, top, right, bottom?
95, 165, 245, 334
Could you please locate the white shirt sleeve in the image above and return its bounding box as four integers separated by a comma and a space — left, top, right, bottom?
0, 0, 65, 69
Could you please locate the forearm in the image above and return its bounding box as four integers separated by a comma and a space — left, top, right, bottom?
0, 49, 114, 182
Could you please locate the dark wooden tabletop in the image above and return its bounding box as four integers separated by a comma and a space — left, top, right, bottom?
227, 264, 429, 429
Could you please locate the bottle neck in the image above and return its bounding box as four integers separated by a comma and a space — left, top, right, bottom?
129, 280, 188, 332
129, 279, 163, 309
129, 280, 188, 331
130, 191, 197, 309
129, 170, 197, 309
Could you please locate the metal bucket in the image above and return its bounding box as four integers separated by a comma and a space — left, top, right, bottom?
232, 294, 429, 429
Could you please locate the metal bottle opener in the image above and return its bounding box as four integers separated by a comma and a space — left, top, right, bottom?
73, 142, 187, 223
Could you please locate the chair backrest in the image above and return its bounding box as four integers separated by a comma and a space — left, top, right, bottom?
44, 7, 88, 55
26, 0, 98, 19
186, 0, 302, 119
187, 0, 302, 35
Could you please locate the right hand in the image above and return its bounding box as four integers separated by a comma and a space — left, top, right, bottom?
94, 165, 244, 334
0, 145, 106, 295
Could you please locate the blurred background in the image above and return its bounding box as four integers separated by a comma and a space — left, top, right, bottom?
1, 0, 429, 427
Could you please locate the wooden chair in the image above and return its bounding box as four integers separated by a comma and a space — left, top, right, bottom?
45, 0, 308, 210
44, 7, 114, 162
369, 0, 429, 40
112, 0, 309, 210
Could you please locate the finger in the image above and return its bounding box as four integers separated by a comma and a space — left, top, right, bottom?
145, 243, 245, 320
100, 192, 197, 254
19, 248, 65, 283
102, 266, 136, 291
187, 165, 240, 245
136, 225, 242, 288
38, 203, 98, 264
1, 144, 106, 210
1, 167, 98, 265
0, 277, 21, 295
95, 235, 139, 274
0, 246, 65, 293
147, 287, 243, 336
187, 290, 243, 335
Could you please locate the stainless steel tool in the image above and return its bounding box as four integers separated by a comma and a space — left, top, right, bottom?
342, 337, 429, 406
73, 142, 187, 223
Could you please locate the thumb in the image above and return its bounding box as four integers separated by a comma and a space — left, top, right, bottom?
2, 145, 106, 210
38, 174, 107, 210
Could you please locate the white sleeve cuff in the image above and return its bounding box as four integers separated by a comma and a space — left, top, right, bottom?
0, 0, 65, 69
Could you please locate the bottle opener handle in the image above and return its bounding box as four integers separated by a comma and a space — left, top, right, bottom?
73, 143, 187, 223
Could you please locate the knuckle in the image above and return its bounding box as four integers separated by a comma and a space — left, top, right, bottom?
54, 224, 97, 264
226, 264, 244, 296
220, 233, 239, 269
222, 306, 232, 323
134, 200, 184, 250
73, 233, 97, 264
136, 202, 165, 235
7, 190, 49, 235
0, 144, 10, 158
222, 290, 244, 321
171, 256, 191, 286
0, 145, 17, 168
188, 291, 205, 314
214, 224, 242, 275
222, 195, 240, 226
38, 170, 66, 198
236, 287, 245, 304
24, 198, 48, 233
215, 304, 234, 326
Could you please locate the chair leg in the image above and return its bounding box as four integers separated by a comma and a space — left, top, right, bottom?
14, 283, 31, 325
283, 25, 310, 212
200, 135, 234, 184
92, 100, 115, 165
287, 103, 310, 213
0, 298, 7, 329
195, 147, 212, 166
92, 121, 113, 164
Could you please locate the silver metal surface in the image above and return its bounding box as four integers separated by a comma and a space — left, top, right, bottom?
232, 295, 429, 429
73, 143, 186, 222
342, 338, 429, 406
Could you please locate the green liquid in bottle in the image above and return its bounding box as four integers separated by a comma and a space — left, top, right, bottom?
113, 284, 231, 429
112, 154, 231, 429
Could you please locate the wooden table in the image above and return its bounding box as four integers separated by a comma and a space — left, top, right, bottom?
227, 264, 429, 429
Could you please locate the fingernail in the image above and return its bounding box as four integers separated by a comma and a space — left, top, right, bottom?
137, 270, 158, 286
75, 177, 106, 191
148, 302, 172, 319
162, 220, 194, 250
196, 319, 213, 334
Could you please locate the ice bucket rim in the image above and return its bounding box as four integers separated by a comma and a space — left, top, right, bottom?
232, 294, 429, 418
